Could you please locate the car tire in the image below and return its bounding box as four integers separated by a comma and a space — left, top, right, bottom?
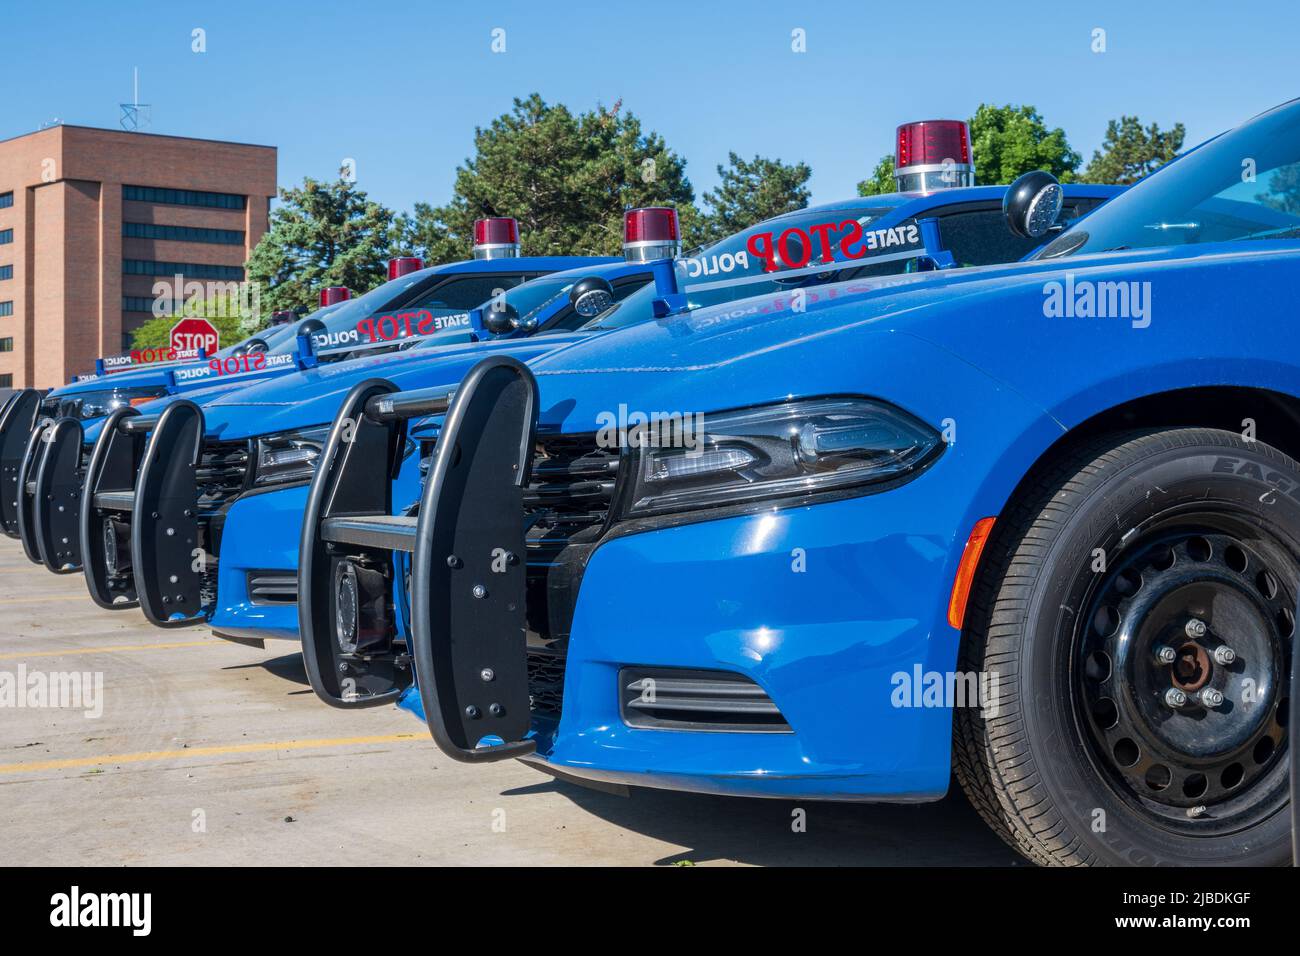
955, 427, 1296, 866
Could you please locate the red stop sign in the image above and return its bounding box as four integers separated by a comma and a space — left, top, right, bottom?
170, 317, 220, 356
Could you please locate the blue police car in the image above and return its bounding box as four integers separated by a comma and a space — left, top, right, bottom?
69, 228, 616, 616
301, 104, 1300, 866
106, 172, 1117, 648
12, 226, 613, 576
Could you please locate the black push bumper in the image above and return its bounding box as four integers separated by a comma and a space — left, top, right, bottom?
79, 401, 209, 625
23, 417, 87, 573
0, 389, 44, 540
80, 406, 152, 610
300, 355, 538, 762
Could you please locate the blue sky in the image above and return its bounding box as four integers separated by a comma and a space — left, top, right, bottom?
6, 0, 1299, 214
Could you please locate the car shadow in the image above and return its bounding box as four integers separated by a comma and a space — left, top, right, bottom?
222, 650, 312, 687
503, 770, 1023, 866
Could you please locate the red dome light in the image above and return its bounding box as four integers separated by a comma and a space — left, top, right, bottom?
388, 256, 424, 280
622, 207, 681, 262
319, 286, 351, 307
472, 217, 520, 259
894, 120, 975, 192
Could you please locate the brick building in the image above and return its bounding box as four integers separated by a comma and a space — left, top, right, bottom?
0, 125, 276, 388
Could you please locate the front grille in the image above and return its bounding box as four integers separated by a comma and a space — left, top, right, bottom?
619, 667, 792, 733
521, 435, 618, 717
195, 439, 251, 607
522, 435, 619, 560
247, 571, 297, 605
411, 434, 618, 718
526, 645, 567, 717
195, 440, 251, 514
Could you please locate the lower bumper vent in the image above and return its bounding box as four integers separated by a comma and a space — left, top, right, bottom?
619, 667, 792, 733
246, 571, 298, 605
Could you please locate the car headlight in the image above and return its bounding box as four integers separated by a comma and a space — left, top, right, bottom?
54, 386, 169, 420
622, 397, 942, 518
254, 426, 331, 487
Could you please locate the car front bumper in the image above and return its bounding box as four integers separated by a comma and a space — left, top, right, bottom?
306, 346, 1061, 800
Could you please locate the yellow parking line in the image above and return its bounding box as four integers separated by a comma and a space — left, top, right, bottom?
0, 593, 92, 605
0, 640, 215, 661
0, 734, 422, 774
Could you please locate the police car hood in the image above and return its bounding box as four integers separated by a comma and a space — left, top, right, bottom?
196, 333, 591, 439
527, 243, 1243, 429
80, 379, 254, 444
51, 367, 174, 397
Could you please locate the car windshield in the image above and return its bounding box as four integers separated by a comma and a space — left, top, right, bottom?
1035, 100, 1300, 260
586, 205, 913, 330
401, 275, 579, 351
269, 275, 429, 354
473, 277, 574, 332
213, 311, 315, 358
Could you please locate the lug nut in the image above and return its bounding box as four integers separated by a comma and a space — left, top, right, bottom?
480, 668, 495, 682
1165, 688, 1188, 708
1185, 618, 1208, 639
1155, 645, 1177, 664
1199, 687, 1224, 707
1213, 645, 1236, 665
465, 705, 480, 719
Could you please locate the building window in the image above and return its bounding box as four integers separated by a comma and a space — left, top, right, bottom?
0, 229, 12, 245
123, 184, 246, 210
123, 222, 245, 245
122, 296, 159, 313
122, 260, 244, 281
0, 375, 12, 388
0, 191, 12, 209
0, 265, 11, 280
0, 337, 12, 352
0, 301, 12, 317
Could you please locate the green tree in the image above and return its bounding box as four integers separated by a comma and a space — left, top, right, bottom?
247, 173, 401, 313
401, 94, 696, 260
856, 154, 896, 196
1080, 116, 1186, 184
694, 152, 812, 247
969, 104, 1081, 185
128, 291, 250, 350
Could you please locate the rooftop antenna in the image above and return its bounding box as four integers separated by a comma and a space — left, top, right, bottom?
119, 67, 151, 131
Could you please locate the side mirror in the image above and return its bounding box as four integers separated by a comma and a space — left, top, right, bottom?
484, 302, 518, 334
1004, 170, 1064, 239
297, 318, 326, 340
244, 337, 270, 354
569, 276, 615, 319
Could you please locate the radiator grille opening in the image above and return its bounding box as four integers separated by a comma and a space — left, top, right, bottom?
521, 435, 618, 717
196, 440, 251, 515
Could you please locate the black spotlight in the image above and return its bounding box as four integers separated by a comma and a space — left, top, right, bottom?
103, 516, 132, 577
332, 559, 390, 654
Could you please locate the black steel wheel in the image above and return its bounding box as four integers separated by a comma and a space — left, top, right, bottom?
955, 427, 1297, 866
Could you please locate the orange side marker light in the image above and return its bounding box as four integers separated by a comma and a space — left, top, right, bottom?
948, 517, 996, 630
